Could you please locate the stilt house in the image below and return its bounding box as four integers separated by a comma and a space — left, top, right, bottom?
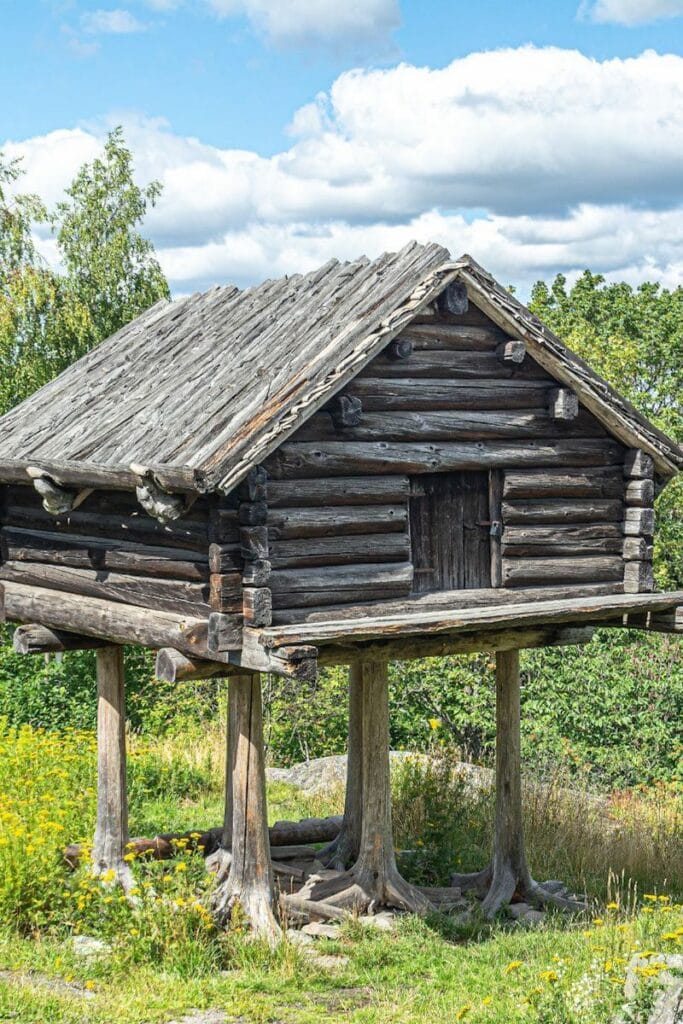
0, 242, 681, 933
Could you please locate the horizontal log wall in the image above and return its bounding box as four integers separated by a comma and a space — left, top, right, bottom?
264, 305, 628, 619
0, 486, 243, 637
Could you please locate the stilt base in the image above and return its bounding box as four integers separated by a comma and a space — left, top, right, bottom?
450, 863, 587, 918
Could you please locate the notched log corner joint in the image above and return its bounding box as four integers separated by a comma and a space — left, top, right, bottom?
130, 463, 191, 524
26, 467, 91, 516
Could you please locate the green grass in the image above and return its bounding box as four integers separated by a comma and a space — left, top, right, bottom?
0, 720, 680, 1023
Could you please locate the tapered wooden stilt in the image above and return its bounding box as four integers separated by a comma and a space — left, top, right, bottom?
451, 649, 586, 917
92, 646, 133, 891
211, 672, 280, 944
320, 662, 363, 870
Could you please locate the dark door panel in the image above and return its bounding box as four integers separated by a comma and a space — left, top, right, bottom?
409, 471, 491, 593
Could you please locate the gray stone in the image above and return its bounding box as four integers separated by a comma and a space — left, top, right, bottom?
301, 921, 341, 939
625, 954, 683, 1001
307, 953, 350, 971
507, 902, 531, 920
0, 971, 95, 1000
521, 910, 546, 926
649, 979, 683, 1024
540, 880, 566, 895
286, 928, 315, 946
358, 912, 395, 932
72, 935, 110, 958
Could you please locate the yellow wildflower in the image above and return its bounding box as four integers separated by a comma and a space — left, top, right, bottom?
175, 862, 188, 872
505, 961, 524, 974
428, 718, 441, 731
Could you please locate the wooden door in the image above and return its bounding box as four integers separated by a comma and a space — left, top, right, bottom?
409, 471, 491, 594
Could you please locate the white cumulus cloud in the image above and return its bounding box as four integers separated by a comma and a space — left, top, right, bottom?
204, 0, 400, 49
582, 0, 683, 24
4, 47, 683, 296
81, 8, 148, 33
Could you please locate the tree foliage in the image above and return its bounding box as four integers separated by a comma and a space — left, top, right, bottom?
530, 271, 683, 587
0, 127, 168, 416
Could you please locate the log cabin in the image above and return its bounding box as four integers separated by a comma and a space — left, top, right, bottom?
0, 242, 681, 936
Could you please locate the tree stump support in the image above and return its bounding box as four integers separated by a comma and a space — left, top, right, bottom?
205, 676, 237, 882
319, 661, 363, 870
451, 649, 586, 917
92, 646, 134, 892
307, 660, 432, 914
210, 672, 280, 944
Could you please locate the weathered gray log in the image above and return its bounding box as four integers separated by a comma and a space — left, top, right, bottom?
209, 573, 243, 613
502, 523, 623, 548
438, 279, 469, 315
622, 537, 653, 561
272, 582, 624, 626
13, 624, 107, 654
624, 449, 654, 479
0, 458, 196, 493
360, 350, 545, 380
624, 479, 654, 506
549, 388, 579, 421
155, 648, 229, 682
623, 508, 655, 536
344, 378, 552, 411
270, 562, 413, 595
65, 815, 343, 867
211, 672, 280, 943
1, 580, 229, 660
208, 544, 243, 573
92, 647, 134, 892
502, 499, 623, 525
261, 591, 683, 648
270, 532, 411, 569
503, 467, 623, 500
243, 588, 272, 627
267, 476, 410, 508
242, 559, 271, 586
237, 466, 268, 503
293, 409, 603, 443
0, 527, 208, 581
496, 339, 526, 365
239, 501, 267, 527
502, 536, 623, 558
502, 556, 624, 587
0, 560, 211, 616
595, 607, 683, 633
267, 440, 623, 479
3, 504, 209, 551
230, 629, 318, 682
314, 625, 595, 667
280, 895, 351, 923
398, 322, 503, 350
207, 613, 243, 654
240, 526, 269, 560
268, 505, 408, 540
624, 561, 654, 594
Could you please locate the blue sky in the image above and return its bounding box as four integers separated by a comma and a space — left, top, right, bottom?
2, 0, 683, 294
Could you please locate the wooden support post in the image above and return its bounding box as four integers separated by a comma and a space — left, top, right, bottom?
211, 672, 280, 943
308, 661, 432, 913
92, 647, 133, 891
205, 678, 238, 882
319, 662, 363, 870
451, 649, 586, 917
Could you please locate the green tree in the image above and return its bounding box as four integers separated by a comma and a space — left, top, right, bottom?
530, 271, 683, 588
0, 129, 169, 415
55, 126, 169, 344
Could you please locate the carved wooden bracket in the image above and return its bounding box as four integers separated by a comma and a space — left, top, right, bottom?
130, 463, 189, 523
437, 280, 469, 316
26, 467, 92, 516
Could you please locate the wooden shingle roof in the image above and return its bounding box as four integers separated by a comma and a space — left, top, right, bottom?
0, 242, 680, 494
